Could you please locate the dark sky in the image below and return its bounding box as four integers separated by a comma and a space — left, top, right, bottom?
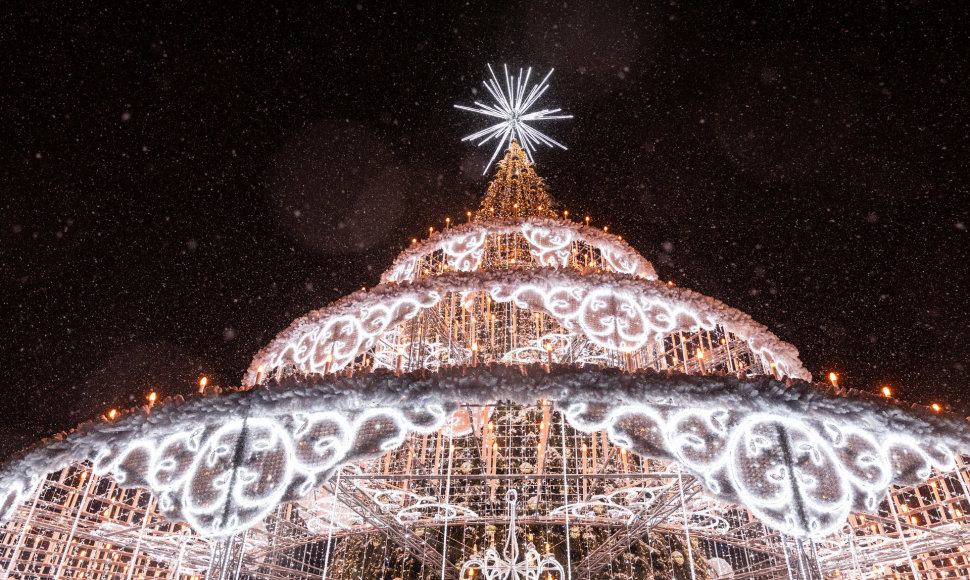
2, 2, 968, 459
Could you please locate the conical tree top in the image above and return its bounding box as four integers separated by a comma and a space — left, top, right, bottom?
476, 142, 559, 220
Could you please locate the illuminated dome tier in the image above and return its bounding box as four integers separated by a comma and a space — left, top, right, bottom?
3, 143, 970, 580
247, 143, 808, 385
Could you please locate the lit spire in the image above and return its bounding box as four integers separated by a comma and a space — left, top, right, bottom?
476, 142, 558, 220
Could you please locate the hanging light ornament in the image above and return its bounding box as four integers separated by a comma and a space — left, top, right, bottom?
460, 490, 565, 580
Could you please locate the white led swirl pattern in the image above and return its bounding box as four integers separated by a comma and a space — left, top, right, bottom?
363, 488, 480, 525
247, 268, 810, 384
550, 483, 671, 525
679, 492, 732, 534
303, 494, 365, 535
380, 217, 657, 284
77, 404, 450, 537
2, 366, 968, 540
563, 402, 957, 538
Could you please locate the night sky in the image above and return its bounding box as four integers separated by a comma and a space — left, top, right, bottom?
2, 2, 968, 459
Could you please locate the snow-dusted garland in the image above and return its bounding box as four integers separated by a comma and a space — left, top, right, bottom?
1, 365, 967, 540
380, 217, 657, 284
247, 268, 810, 384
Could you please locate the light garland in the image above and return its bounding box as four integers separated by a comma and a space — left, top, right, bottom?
2, 365, 966, 540
248, 268, 810, 384
381, 217, 657, 284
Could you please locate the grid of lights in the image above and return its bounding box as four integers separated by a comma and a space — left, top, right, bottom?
381, 217, 657, 284
248, 268, 809, 385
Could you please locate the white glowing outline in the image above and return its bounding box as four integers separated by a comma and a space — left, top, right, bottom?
304, 494, 364, 535
0, 476, 39, 525
550, 483, 671, 525
678, 495, 732, 534
250, 269, 811, 384
65, 405, 450, 538
382, 218, 657, 284
269, 291, 440, 375
1, 370, 961, 542
362, 488, 480, 525
562, 400, 946, 538
500, 332, 611, 367
182, 418, 295, 535
460, 490, 564, 580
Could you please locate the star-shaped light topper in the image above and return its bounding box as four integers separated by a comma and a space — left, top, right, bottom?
456, 64, 572, 174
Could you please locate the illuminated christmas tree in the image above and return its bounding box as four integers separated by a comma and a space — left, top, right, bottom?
2, 64, 970, 580
476, 142, 559, 220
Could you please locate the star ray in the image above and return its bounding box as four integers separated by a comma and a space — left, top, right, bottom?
456, 64, 571, 174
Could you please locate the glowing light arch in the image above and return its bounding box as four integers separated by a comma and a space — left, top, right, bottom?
2, 365, 967, 540
247, 268, 810, 384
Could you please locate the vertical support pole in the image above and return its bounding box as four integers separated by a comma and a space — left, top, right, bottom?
677, 471, 698, 580
723, 330, 736, 373
887, 489, 920, 579
440, 434, 454, 580
3, 477, 45, 579
779, 535, 795, 580
170, 532, 188, 580
53, 470, 96, 580
847, 525, 863, 579
216, 535, 233, 580
205, 540, 219, 580
560, 412, 572, 580
124, 491, 153, 580
231, 530, 248, 580
321, 470, 343, 580
679, 331, 689, 373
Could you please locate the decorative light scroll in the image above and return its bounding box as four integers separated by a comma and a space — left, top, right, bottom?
550, 483, 671, 525
248, 268, 810, 384
304, 494, 365, 535
3, 366, 967, 540
501, 332, 610, 367
79, 406, 448, 537
380, 217, 657, 284
564, 403, 957, 538
364, 488, 480, 525
680, 495, 732, 534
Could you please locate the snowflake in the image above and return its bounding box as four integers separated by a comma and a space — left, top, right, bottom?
456, 64, 572, 174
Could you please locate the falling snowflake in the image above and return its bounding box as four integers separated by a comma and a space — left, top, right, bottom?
456, 64, 572, 174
